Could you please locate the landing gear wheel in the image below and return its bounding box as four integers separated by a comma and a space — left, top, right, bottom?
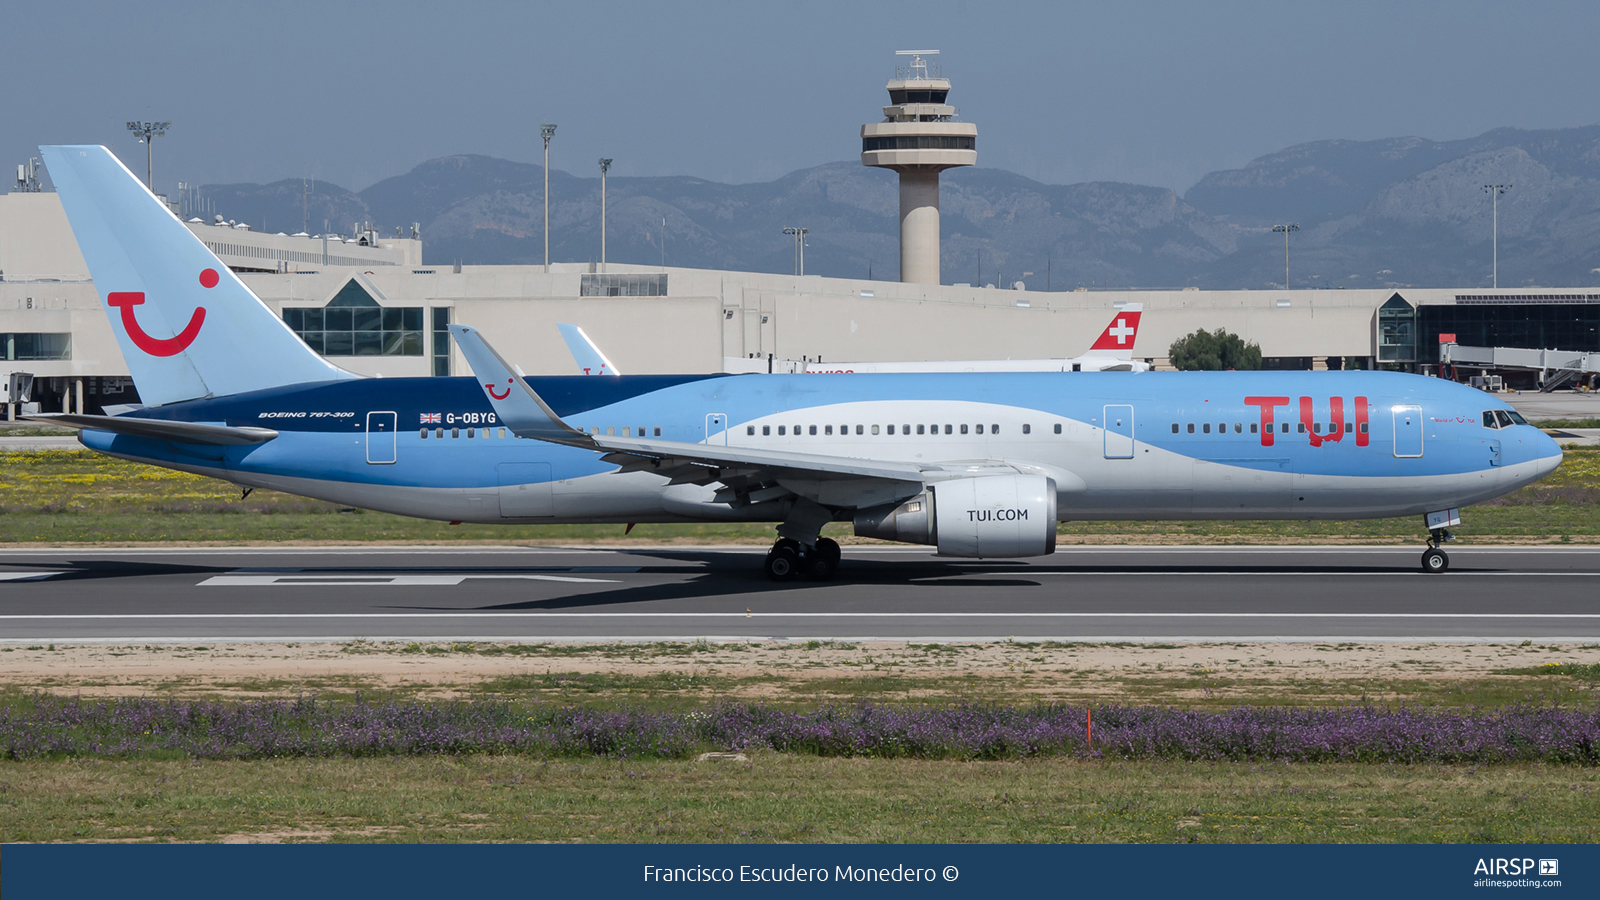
765, 545, 800, 582
1421, 547, 1449, 573
814, 537, 841, 580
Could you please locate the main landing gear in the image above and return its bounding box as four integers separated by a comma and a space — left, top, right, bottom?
764, 537, 841, 582
1421, 528, 1456, 573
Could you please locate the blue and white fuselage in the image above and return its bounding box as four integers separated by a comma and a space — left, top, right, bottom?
83, 369, 1559, 524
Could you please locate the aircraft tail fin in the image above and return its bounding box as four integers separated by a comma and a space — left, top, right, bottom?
39, 145, 355, 407
557, 323, 622, 375
1085, 303, 1143, 360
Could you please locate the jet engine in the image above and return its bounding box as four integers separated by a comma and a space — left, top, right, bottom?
853, 474, 1057, 558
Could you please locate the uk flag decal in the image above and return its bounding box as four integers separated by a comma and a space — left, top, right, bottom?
420, 413, 442, 424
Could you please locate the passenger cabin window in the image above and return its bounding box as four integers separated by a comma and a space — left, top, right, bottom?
991, 424, 998, 433
1344, 422, 1353, 433
871, 425, 880, 435
1022, 424, 1031, 435
856, 425, 864, 435
887, 425, 895, 434
960, 424, 969, 435
748, 426, 756, 436
654, 427, 662, 437
917, 425, 925, 435
1055, 423, 1063, 434
825, 425, 833, 435
1250, 423, 1258, 434
903, 423, 911, 434
1360, 423, 1369, 433
810, 425, 818, 435
1187, 423, 1195, 434
943, 424, 952, 435
1171, 423, 1179, 433
1203, 423, 1211, 434
1234, 423, 1242, 433
420, 428, 428, 438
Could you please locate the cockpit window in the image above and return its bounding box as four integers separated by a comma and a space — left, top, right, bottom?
1482, 410, 1501, 429
1505, 410, 1529, 426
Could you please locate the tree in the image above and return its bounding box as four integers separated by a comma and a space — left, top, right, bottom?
1167, 328, 1262, 371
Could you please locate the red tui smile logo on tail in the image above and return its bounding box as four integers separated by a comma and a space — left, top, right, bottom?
105, 268, 217, 357
486, 378, 513, 400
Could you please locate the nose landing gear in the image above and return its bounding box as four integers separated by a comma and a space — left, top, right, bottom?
1421, 528, 1456, 573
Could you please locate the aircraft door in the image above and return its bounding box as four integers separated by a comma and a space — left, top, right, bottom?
705, 413, 728, 446
1392, 405, 1423, 458
366, 411, 397, 464
1103, 405, 1134, 459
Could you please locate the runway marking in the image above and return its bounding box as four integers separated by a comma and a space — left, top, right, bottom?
198, 574, 620, 587
0, 572, 63, 582
2, 612, 1598, 620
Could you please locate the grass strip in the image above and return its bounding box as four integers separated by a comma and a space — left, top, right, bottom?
2, 756, 1596, 844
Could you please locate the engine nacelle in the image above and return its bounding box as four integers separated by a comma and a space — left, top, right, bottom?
853, 474, 1056, 558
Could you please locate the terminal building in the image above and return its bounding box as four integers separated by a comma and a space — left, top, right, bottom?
4, 53, 1599, 415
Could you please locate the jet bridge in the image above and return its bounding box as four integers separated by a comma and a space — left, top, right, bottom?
1441, 343, 1600, 392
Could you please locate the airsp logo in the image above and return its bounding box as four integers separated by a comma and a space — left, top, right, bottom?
1473, 858, 1548, 876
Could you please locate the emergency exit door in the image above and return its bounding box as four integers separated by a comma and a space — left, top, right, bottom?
1393, 405, 1423, 458
366, 411, 397, 464
1103, 405, 1135, 458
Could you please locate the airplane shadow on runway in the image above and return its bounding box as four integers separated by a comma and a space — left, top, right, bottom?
378, 549, 1449, 613
0, 559, 230, 582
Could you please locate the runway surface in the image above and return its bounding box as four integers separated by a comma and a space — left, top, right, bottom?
2, 545, 1598, 643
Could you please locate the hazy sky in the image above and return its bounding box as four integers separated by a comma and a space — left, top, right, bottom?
9, 1, 1600, 195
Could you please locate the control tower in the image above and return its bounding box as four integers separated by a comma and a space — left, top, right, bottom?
861, 50, 977, 285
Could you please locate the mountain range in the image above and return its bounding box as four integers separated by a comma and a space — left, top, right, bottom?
198, 124, 1600, 290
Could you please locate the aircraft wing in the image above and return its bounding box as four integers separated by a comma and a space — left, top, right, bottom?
450, 324, 943, 507
557, 323, 622, 375
26, 413, 279, 446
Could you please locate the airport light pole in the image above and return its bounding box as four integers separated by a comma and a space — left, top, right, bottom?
541, 124, 557, 273
598, 158, 612, 272
1483, 184, 1511, 288
125, 120, 171, 191
1271, 223, 1299, 289
783, 226, 809, 276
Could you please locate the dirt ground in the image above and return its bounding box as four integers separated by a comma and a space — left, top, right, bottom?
3, 639, 1596, 702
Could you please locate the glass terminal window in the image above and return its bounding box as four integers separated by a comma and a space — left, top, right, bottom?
2, 333, 71, 360
282, 279, 423, 357
580, 274, 668, 297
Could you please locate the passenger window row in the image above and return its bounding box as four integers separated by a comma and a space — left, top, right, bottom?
421, 427, 509, 440
1168, 421, 1370, 435
583, 426, 663, 437
744, 423, 1032, 437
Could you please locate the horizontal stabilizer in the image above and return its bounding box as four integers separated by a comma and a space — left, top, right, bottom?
26, 413, 279, 446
